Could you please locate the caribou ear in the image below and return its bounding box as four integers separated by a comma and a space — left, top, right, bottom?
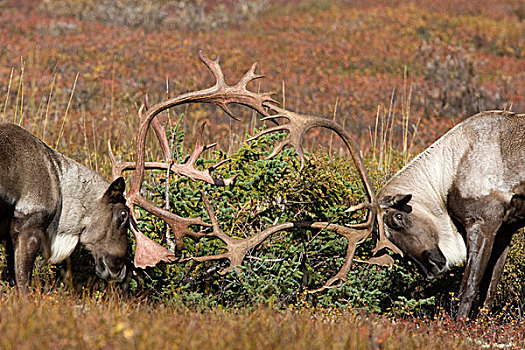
379, 194, 412, 211
103, 177, 126, 203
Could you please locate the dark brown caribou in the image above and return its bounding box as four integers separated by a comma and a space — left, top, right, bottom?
0, 121, 183, 287
0, 123, 133, 287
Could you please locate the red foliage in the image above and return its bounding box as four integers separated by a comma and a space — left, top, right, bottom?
0, 0, 522, 159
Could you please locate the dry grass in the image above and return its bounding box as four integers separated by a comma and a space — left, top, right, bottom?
0, 289, 498, 350
2, 288, 525, 349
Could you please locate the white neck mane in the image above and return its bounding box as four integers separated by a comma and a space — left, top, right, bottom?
47, 157, 109, 264
380, 122, 470, 267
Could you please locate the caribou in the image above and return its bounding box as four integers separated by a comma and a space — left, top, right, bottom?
0, 122, 180, 288
376, 111, 525, 318
248, 102, 525, 320
0, 122, 130, 286
249, 103, 525, 319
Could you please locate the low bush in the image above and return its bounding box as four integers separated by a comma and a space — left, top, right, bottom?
69, 120, 458, 316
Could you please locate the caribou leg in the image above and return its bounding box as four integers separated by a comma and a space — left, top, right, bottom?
2, 237, 15, 285
458, 227, 498, 318
0, 203, 15, 284
449, 190, 507, 318
478, 191, 525, 312
480, 239, 511, 310
457, 205, 505, 318
12, 214, 48, 289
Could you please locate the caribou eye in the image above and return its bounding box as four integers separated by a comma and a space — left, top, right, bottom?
387, 211, 410, 230
118, 210, 129, 226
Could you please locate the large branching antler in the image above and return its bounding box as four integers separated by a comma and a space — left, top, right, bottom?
249, 104, 402, 264
113, 51, 401, 293
111, 50, 276, 268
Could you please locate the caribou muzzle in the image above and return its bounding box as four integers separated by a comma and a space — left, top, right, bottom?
417, 248, 447, 280
95, 255, 126, 282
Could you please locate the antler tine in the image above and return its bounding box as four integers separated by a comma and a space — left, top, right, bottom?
172, 122, 236, 185
131, 193, 211, 256
344, 202, 372, 213
373, 215, 403, 256
197, 50, 278, 119
247, 102, 403, 269
137, 96, 172, 162
237, 62, 266, 89
126, 52, 279, 267
108, 140, 123, 180
198, 50, 227, 88
151, 118, 171, 162
142, 94, 172, 161
186, 122, 214, 167
246, 124, 289, 142
304, 223, 370, 293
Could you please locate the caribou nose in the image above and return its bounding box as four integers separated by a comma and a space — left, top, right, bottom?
95, 256, 109, 280
112, 264, 126, 282
422, 249, 447, 275
105, 256, 126, 282
96, 256, 126, 282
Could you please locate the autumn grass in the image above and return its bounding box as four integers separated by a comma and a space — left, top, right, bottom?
2, 288, 525, 349
0, 289, 487, 350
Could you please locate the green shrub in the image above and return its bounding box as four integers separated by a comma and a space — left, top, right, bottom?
116, 121, 442, 314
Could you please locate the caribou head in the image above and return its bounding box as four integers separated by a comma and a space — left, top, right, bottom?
79, 177, 130, 281
378, 194, 448, 279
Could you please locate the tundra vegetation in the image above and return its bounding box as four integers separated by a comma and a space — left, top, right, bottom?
0, 0, 524, 348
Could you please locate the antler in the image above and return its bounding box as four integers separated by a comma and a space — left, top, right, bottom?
108, 123, 236, 186
112, 51, 400, 293
249, 105, 375, 200
111, 51, 276, 268
180, 194, 373, 291
129, 50, 276, 200
247, 104, 402, 273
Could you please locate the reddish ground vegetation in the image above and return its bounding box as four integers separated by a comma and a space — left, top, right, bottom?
2, 291, 525, 349
0, 0, 522, 163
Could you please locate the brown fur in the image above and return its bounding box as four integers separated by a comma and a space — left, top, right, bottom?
0, 122, 129, 288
